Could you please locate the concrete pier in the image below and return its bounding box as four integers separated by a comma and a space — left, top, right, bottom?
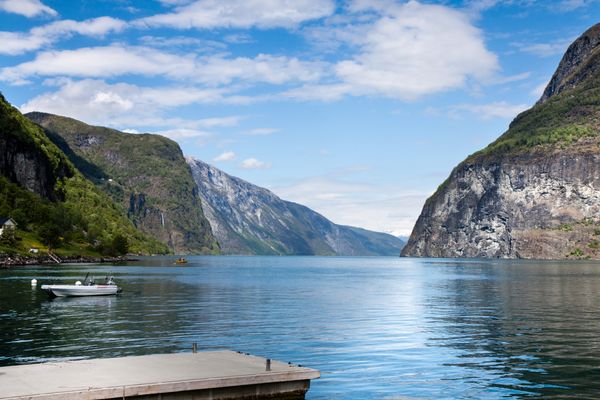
0, 351, 320, 400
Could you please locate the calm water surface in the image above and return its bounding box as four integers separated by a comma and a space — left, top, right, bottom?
2, 256, 600, 399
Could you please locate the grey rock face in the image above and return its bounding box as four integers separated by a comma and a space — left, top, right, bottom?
404, 23, 600, 260
538, 23, 600, 104
402, 147, 600, 259
188, 158, 404, 255
0, 127, 71, 201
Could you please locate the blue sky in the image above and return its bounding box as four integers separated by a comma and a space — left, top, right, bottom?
0, 0, 597, 236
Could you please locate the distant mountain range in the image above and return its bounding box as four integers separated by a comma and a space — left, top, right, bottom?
0, 98, 403, 257
188, 158, 405, 255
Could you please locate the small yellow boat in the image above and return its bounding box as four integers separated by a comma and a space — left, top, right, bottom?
174, 257, 188, 265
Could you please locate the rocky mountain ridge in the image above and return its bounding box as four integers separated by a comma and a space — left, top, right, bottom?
0, 94, 167, 255
402, 23, 600, 259
0, 96, 73, 201
538, 24, 600, 104
188, 158, 405, 255
26, 112, 218, 254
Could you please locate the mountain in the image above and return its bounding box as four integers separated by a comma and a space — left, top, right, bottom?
402, 23, 600, 259
187, 158, 405, 255
0, 93, 167, 256
26, 113, 219, 254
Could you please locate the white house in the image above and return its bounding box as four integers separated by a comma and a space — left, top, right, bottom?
0, 217, 16, 236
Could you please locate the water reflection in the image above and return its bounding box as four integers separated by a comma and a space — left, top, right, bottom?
2, 257, 600, 399
425, 261, 600, 398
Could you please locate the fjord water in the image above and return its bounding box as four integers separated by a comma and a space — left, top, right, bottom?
2, 257, 600, 399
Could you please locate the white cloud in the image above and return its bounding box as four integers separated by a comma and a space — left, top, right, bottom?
271, 175, 428, 236
282, 83, 351, 102
241, 158, 271, 169
0, 17, 126, 55
1, 45, 326, 86
245, 128, 279, 135
198, 116, 242, 128
448, 101, 530, 120
197, 54, 327, 85
136, 0, 334, 29
0, 0, 56, 17
288, 1, 500, 101
138, 35, 226, 51
332, 1, 499, 100
346, 0, 397, 13
158, 0, 194, 5
1, 2, 498, 105
19, 79, 232, 128
462, 0, 503, 14
154, 128, 213, 139
517, 38, 572, 57
463, 0, 592, 14
223, 33, 254, 44
41, 17, 126, 36
487, 71, 531, 85
2, 1, 504, 114
0, 32, 49, 57
19, 78, 248, 148
1, 45, 194, 81
555, 0, 591, 11
302, 17, 369, 54
214, 151, 236, 162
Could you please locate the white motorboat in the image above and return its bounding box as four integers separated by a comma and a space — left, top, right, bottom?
41, 275, 121, 297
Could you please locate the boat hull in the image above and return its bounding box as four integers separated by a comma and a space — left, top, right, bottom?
40, 284, 120, 297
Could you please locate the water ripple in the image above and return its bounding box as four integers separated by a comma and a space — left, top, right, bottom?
2, 257, 600, 398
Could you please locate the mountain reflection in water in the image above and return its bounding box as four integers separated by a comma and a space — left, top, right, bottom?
1, 257, 600, 399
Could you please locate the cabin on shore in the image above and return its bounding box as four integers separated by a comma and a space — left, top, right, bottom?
0, 217, 16, 236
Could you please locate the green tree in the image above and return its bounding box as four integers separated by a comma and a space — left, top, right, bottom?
38, 224, 61, 249
0, 226, 16, 247
112, 234, 129, 255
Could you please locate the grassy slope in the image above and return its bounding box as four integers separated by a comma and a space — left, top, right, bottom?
0, 94, 168, 256
470, 51, 600, 162
429, 52, 600, 199
27, 113, 218, 254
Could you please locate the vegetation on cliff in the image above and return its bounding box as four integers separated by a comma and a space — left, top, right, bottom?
26, 112, 219, 254
0, 94, 168, 257
469, 81, 598, 160
403, 23, 600, 259
470, 24, 600, 161
429, 24, 600, 199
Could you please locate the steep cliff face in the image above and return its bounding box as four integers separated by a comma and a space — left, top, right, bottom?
538, 24, 600, 104
0, 94, 167, 255
404, 146, 600, 258
188, 158, 404, 255
403, 23, 600, 259
26, 113, 218, 254
0, 94, 73, 201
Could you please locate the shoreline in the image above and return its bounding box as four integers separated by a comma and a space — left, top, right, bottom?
0, 254, 134, 267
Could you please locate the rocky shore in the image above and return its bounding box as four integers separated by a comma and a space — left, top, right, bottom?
0, 254, 132, 267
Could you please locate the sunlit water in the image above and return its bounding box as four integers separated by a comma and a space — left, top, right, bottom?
2, 256, 600, 399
